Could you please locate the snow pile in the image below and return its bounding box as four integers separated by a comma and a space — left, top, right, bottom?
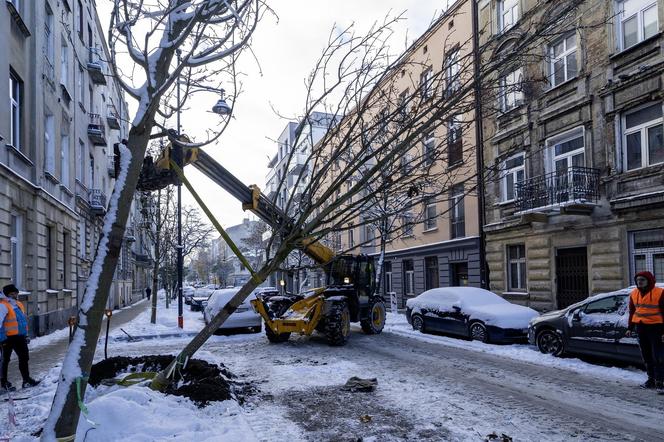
406, 287, 539, 329
383, 312, 646, 384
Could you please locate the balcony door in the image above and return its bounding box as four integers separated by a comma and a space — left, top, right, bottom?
547, 127, 586, 203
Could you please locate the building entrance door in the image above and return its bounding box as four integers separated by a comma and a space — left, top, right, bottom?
555, 247, 588, 309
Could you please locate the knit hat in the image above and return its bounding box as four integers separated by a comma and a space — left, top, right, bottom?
2, 284, 19, 296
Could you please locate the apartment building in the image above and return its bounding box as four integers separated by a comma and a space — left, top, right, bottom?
478, 0, 664, 310
0, 0, 150, 335
342, 0, 482, 308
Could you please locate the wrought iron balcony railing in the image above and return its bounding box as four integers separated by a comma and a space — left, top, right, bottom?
515, 166, 600, 213
88, 113, 107, 146
88, 189, 107, 216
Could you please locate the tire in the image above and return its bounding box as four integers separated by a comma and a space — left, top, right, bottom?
411, 314, 425, 332
361, 299, 387, 334
469, 322, 489, 343
265, 323, 290, 343
251, 325, 262, 333
536, 329, 564, 356
324, 303, 351, 346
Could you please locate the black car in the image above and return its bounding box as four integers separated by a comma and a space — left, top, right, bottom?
528, 286, 663, 364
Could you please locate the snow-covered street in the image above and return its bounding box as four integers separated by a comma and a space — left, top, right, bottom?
4, 300, 664, 441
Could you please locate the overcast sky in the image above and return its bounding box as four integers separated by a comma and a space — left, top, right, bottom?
104, 1, 445, 229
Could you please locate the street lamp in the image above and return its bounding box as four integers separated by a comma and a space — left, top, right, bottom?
212, 89, 232, 116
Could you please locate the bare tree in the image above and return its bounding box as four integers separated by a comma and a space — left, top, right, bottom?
42, 1, 264, 438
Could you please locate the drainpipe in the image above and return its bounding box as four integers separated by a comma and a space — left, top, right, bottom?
472, 0, 488, 289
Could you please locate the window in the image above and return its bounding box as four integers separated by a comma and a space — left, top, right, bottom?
10, 71, 22, 150
549, 34, 577, 87
583, 296, 626, 315
618, 0, 658, 50
547, 127, 585, 174
77, 140, 85, 183
499, 68, 523, 112
79, 219, 86, 259
47, 226, 54, 289
423, 132, 435, 165
420, 68, 433, 100
499, 0, 520, 32
450, 184, 465, 239
89, 153, 95, 188
444, 48, 460, 95
10, 214, 23, 286
63, 231, 70, 288
631, 229, 664, 280
384, 261, 393, 294
397, 90, 409, 124
78, 65, 85, 102
424, 199, 437, 231
507, 244, 527, 291
77, 0, 84, 41
501, 153, 525, 202
401, 212, 414, 237
425, 256, 439, 290
89, 85, 94, 113
623, 103, 663, 170
403, 260, 415, 295
364, 224, 374, 246
447, 116, 463, 166
45, 3, 54, 62
61, 133, 70, 186
348, 227, 354, 249
44, 113, 55, 175
61, 42, 69, 87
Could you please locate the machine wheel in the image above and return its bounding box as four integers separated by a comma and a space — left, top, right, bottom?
265, 324, 290, 343
324, 303, 351, 346
469, 322, 489, 343
411, 314, 425, 332
536, 329, 564, 356
361, 299, 386, 334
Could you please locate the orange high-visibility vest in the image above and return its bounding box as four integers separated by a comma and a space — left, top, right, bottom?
630, 287, 664, 325
0, 299, 28, 337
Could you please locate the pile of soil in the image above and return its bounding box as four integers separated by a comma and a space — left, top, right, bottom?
89, 355, 236, 407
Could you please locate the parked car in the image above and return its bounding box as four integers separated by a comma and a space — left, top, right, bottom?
190, 286, 215, 311
406, 287, 539, 343
203, 287, 279, 334
528, 284, 664, 364
183, 286, 195, 305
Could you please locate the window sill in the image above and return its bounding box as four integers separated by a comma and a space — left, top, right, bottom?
503, 291, 528, 297
422, 227, 438, 233
496, 199, 516, 207
544, 76, 578, 95
79, 102, 86, 113
60, 185, 74, 197
61, 84, 73, 104
6, 1, 30, 37
6, 144, 34, 166
45, 171, 60, 185
447, 161, 464, 172
609, 32, 662, 61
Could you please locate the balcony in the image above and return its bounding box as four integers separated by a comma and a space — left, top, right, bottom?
107, 154, 117, 178
87, 48, 107, 85
134, 252, 152, 267
287, 152, 308, 177
515, 167, 600, 215
106, 104, 120, 130
88, 114, 107, 146
267, 153, 278, 168
124, 227, 136, 242
88, 189, 107, 216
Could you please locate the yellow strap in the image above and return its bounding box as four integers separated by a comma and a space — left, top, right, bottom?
117, 372, 158, 387
169, 160, 260, 283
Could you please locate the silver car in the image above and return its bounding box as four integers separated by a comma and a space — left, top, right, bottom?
203, 288, 277, 334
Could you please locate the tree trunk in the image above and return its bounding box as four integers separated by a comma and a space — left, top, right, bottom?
151, 246, 293, 391
151, 189, 161, 324
42, 124, 153, 441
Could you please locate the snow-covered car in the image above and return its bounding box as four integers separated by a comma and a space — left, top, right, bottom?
190, 286, 215, 311
406, 287, 539, 343
528, 284, 664, 363
183, 286, 195, 305
202, 288, 278, 334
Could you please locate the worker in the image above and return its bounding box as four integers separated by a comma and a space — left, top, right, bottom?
628, 271, 664, 392
0, 284, 39, 391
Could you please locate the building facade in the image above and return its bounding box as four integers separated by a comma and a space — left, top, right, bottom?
356, 0, 482, 308
0, 0, 150, 335
478, 0, 664, 311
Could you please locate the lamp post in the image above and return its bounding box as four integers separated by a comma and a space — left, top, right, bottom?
175, 77, 231, 329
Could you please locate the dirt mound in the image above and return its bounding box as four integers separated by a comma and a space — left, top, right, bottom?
89, 355, 236, 407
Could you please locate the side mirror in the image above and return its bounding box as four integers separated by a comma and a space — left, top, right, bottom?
452, 305, 461, 313
572, 309, 582, 321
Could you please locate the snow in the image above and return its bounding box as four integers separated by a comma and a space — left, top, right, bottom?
383, 312, 646, 384
406, 287, 539, 329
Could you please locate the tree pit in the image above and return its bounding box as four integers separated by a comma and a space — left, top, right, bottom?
89, 355, 236, 407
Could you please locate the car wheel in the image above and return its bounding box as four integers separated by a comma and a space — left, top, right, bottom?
469, 322, 489, 343
411, 314, 425, 332
536, 329, 564, 356
361, 298, 387, 335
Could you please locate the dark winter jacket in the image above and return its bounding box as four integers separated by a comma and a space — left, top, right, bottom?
628, 271, 664, 329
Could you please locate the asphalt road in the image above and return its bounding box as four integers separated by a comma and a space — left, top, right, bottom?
199, 327, 664, 442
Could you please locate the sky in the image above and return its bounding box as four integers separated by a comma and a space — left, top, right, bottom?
102, 1, 446, 229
